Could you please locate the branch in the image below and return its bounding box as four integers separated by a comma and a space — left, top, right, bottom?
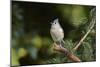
53, 43, 81, 62
73, 17, 96, 51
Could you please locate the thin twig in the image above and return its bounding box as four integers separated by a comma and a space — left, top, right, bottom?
73, 17, 95, 51
53, 43, 81, 62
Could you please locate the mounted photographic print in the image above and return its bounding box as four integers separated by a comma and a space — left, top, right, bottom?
11, 1, 96, 66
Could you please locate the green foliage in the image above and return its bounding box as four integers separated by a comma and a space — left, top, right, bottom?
11, 48, 19, 66
81, 41, 94, 61
31, 35, 42, 49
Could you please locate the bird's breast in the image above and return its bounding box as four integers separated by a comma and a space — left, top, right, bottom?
50, 27, 64, 41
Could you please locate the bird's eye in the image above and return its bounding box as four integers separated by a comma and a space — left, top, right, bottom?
55, 22, 56, 24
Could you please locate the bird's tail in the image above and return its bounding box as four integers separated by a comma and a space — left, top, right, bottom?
61, 40, 65, 47
55, 40, 65, 47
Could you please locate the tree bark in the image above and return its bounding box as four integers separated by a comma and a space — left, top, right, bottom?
53, 43, 81, 62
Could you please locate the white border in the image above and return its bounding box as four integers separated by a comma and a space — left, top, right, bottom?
0, 0, 10, 67
0, 0, 98, 67
14, 0, 96, 5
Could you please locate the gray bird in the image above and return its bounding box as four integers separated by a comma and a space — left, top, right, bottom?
50, 18, 65, 47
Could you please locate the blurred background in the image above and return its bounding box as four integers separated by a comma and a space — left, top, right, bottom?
11, 1, 96, 66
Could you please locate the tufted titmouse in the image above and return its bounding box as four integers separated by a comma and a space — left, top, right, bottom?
50, 18, 65, 47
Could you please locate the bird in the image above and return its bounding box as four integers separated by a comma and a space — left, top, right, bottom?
50, 18, 65, 47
